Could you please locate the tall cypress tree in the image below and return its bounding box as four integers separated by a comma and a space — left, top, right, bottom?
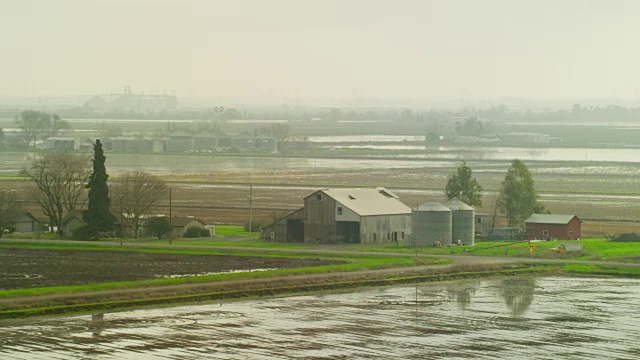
84, 139, 114, 233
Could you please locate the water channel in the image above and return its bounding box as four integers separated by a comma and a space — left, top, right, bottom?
0, 276, 637, 359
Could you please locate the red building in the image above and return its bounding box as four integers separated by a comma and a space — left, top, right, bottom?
525, 214, 581, 240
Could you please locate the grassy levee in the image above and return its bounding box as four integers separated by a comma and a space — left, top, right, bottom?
0, 264, 552, 319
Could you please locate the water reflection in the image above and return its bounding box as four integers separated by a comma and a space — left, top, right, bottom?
447, 281, 480, 310
0, 277, 638, 359
90, 314, 104, 338
500, 277, 536, 317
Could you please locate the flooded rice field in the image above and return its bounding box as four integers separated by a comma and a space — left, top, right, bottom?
0, 276, 638, 359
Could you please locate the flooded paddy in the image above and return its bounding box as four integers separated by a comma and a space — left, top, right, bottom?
0, 276, 638, 359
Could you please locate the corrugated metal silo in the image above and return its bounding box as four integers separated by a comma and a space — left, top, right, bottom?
444, 198, 475, 246
411, 201, 452, 247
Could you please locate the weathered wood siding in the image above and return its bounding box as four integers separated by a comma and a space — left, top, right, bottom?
304, 191, 337, 243
360, 214, 411, 244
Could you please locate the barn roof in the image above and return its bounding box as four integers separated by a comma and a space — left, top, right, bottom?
313, 188, 411, 216
525, 214, 579, 225
170, 216, 205, 227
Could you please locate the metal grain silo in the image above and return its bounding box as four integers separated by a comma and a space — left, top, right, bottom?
444, 198, 475, 246
411, 201, 452, 247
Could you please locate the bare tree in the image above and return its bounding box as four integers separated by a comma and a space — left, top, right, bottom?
14, 111, 70, 148
270, 123, 290, 143
21, 152, 91, 235
111, 171, 168, 237
0, 191, 23, 237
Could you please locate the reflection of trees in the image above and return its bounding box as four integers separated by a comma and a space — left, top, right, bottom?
500, 277, 536, 317
447, 281, 480, 310
90, 313, 105, 338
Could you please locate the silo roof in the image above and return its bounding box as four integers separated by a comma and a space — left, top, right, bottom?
444, 198, 474, 211
414, 201, 451, 212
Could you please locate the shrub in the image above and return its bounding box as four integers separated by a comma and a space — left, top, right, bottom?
243, 219, 271, 232
610, 233, 640, 242
72, 225, 94, 241
184, 226, 203, 238
147, 216, 171, 239
200, 228, 211, 237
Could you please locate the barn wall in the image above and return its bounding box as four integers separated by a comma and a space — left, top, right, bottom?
262, 208, 304, 242
360, 214, 411, 244
304, 192, 337, 243
527, 219, 581, 240
567, 218, 582, 239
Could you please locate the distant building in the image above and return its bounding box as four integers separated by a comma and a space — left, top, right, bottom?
165, 131, 194, 153
105, 137, 153, 153
165, 131, 277, 153
525, 214, 581, 240
84, 86, 178, 113
43, 137, 75, 150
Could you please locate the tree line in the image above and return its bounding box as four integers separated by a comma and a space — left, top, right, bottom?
1, 140, 170, 239
445, 159, 545, 229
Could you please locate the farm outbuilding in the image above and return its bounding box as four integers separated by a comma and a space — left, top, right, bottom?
12, 211, 46, 234
167, 216, 207, 238
410, 201, 452, 247
262, 187, 411, 244
525, 214, 581, 240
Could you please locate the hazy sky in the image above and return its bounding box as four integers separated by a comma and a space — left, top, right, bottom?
2, 0, 639, 101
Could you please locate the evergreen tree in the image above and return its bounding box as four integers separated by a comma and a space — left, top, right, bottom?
84, 139, 114, 233
499, 159, 545, 227
445, 161, 483, 207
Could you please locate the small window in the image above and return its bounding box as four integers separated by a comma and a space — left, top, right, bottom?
543, 230, 549, 237
373, 233, 377, 241
316, 194, 321, 200
337, 207, 343, 215
402, 232, 405, 239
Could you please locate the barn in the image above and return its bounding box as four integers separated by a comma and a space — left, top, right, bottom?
525, 214, 581, 240
263, 187, 411, 244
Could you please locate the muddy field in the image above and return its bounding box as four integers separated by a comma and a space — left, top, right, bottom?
0, 276, 638, 359
0, 248, 338, 290
5, 151, 640, 236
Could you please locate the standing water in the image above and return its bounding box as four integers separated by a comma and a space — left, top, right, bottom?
0, 276, 638, 359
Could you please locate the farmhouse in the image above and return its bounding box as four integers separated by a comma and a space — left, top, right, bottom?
263, 187, 411, 244
167, 216, 206, 238
525, 214, 581, 240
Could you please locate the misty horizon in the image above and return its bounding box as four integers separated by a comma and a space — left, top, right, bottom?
3, 0, 640, 103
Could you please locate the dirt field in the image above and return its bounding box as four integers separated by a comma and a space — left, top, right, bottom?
6, 154, 640, 237
0, 248, 340, 290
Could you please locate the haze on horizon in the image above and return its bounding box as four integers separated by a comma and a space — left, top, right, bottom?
2, 0, 639, 103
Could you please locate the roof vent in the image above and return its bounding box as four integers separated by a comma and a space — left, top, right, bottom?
348, 195, 355, 200
378, 190, 394, 198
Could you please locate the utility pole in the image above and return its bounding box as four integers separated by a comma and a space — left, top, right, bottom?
169, 187, 172, 245
248, 184, 253, 240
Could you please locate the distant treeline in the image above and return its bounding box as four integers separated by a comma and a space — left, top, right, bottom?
2, 103, 640, 123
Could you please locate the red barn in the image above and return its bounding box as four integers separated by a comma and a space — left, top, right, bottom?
525, 214, 581, 240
